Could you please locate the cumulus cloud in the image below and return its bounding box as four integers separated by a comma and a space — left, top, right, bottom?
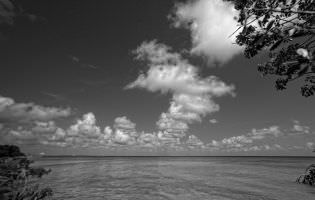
137, 132, 160, 148
1, 110, 313, 153
208, 122, 315, 152
185, 135, 205, 150
32, 121, 57, 133
291, 120, 311, 135
171, 0, 243, 64
0, 95, 71, 123
208, 125, 283, 151
110, 116, 138, 145
68, 113, 102, 139
156, 113, 189, 132
126, 41, 235, 141
114, 116, 136, 130
306, 142, 314, 150
35, 112, 105, 148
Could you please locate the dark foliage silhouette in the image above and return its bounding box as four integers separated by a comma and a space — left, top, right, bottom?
230, 0, 315, 96
296, 164, 315, 186
0, 145, 53, 200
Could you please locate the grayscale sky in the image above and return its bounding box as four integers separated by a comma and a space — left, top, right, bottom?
0, 0, 314, 156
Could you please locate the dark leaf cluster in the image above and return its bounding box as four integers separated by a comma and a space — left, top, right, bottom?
0, 145, 53, 200
296, 164, 315, 186
229, 0, 315, 96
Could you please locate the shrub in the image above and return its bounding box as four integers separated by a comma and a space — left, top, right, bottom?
0, 145, 53, 200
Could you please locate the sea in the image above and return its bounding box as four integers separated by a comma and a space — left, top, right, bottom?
34, 156, 315, 200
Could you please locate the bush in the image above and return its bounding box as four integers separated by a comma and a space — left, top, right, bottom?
296, 164, 315, 186
0, 145, 53, 200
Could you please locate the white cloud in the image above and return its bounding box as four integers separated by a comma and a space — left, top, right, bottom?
171, 0, 243, 64
208, 125, 283, 151
306, 142, 314, 150
8, 128, 37, 144
112, 129, 133, 145
209, 119, 218, 124
68, 112, 102, 139
137, 132, 159, 147
126, 41, 235, 95
110, 116, 138, 145
186, 135, 205, 149
291, 120, 310, 135
103, 126, 113, 140
0, 95, 71, 123
114, 116, 136, 130
127, 41, 235, 139
156, 113, 189, 132
249, 126, 282, 140
32, 121, 57, 133
207, 122, 315, 152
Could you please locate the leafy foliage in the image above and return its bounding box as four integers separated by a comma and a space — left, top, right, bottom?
296, 164, 315, 186
230, 0, 315, 96
0, 145, 53, 200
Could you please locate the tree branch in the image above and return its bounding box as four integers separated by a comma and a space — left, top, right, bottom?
253, 8, 315, 15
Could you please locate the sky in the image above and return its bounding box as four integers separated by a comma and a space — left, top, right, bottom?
0, 0, 314, 156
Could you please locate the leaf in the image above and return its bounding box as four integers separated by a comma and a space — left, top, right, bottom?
266, 20, 275, 30
298, 65, 309, 77
270, 40, 283, 51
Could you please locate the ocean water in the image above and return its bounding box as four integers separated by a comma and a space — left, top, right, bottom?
35, 157, 315, 200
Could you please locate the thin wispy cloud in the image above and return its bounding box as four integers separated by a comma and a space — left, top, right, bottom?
41, 92, 69, 103
68, 55, 99, 70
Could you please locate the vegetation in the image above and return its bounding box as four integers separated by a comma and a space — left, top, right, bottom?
230, 0, 315, 96
0, 145, 53, 200
296, 164, 315, 186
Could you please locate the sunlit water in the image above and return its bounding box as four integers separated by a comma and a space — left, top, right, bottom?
35, 157, 315, 200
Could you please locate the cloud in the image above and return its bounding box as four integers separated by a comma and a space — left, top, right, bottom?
110, 116, 138, 145
291, 120, 310, 135
0, 95, 71, 123
306, 142, 314, 150
68, 112, 102, 139
0, 0, 43, 30
113, 116, 136, 130
208, 122, 315, 152
126, 41, 235, 95
126, 41, 235, 140
185, 135, 205, 150
0, 0, 16, 25
170, 0, 242, 64
32, 121, 57, 133
156, 113, 189, 133
249, 126, 282, 140
68, 55, 99, 69
1, 110, 313, 153
103, 126, 113, 140
210, 125, 282, 150
137, 132, 160, 148
209, 119, 218, 124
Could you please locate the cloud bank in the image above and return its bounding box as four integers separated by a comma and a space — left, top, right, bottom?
0, 95, 71, 123
1, 111, 314, 153
171, 0, 243, 64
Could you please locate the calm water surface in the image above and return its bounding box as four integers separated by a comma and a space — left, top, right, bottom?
35, 157, 315, 200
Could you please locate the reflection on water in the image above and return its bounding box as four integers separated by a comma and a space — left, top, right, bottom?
37, 157, 315, 200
